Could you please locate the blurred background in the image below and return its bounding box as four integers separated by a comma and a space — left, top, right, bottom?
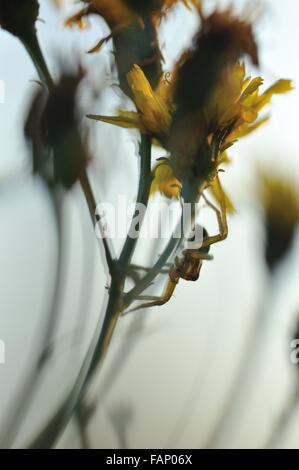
1, 0, 299, 449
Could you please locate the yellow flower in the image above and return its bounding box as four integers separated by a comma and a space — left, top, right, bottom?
195, 65, 292, 213
88, 59, 293, 142
87, 64, 175, 138
87, 59, 293, 213
192, 62, 293, 152
86, 4, 293, 215
150, 159, 182, 199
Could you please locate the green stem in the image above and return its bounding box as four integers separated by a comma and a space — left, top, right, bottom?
79, 169, 114, 275
84, 134, 152, 380
118, 135, 152, 266
124, 218, 182, 307
26, 136, 153, 448
19, 25, 153, 448
20, 31, 54, 89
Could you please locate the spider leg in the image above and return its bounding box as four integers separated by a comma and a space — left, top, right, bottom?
201, 175, 228, 249
122, 275, 179, 315
190, 251, 214, 261
120, 264, 170, 287
129, 264, 170, 274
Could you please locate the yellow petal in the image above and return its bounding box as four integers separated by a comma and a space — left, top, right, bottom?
127, 65, 171, 134
86, 110, 143, 130
241, 106, 258, 123
264, 79, 294, 95
127, 64, 155, 104
233, 116, 270, 139
218, 151, 231, 165
209, 178, 235, 214
255, 79, 294, 111
155, 73, 174, 110
241, 77, 263, 101
234, 62, 246, 90
150, 162, 182, 199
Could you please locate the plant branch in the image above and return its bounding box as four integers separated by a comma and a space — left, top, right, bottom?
118, 135, 152, 267
20, 32, 54, 89
25, 135, 153, 448
79, 168, 114, 275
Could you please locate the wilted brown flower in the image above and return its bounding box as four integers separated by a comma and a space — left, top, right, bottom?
259, 170, 299, 272
64, 0, 135, 31
63, 0, 199, 92
0, 0, 39, 39
25, 69, 90, 189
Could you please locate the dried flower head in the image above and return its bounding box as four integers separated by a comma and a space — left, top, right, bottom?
26, 68, 90, 189
64, 0, 199, 30
259, 170, 299, 271
63, 0, 199, 92
0, 0, 39, 39
64, 0, 135, 31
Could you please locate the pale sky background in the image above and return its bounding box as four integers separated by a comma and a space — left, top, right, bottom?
1, 0, 299, 449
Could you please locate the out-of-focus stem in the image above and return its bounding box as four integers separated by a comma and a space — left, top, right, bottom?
265, 381, 299, 448
84, 134, 153, 380
79, 168, 114, 275
204, 277, 274, 449
0, 188, 63, 448
26, 135, 153, 448
20, 32, 54, 89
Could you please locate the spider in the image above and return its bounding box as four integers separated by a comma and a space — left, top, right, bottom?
124, 177, 228, 314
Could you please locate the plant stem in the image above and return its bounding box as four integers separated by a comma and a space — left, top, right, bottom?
84, 134, 153, 379
79, 168, 114, 275
19, 27, 171, 449
118, 135, 152, 267
265, 385, 299, 448
0, 188, 64, 449
20, 32, 54, 89
124, 230, 181, 308
26, 136, 153, 448
123, 197, 193, 307
204, 276, 274, 449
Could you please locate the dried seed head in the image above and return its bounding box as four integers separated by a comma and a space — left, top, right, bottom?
259, 170, 299, 272
0, 0, 39, 39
